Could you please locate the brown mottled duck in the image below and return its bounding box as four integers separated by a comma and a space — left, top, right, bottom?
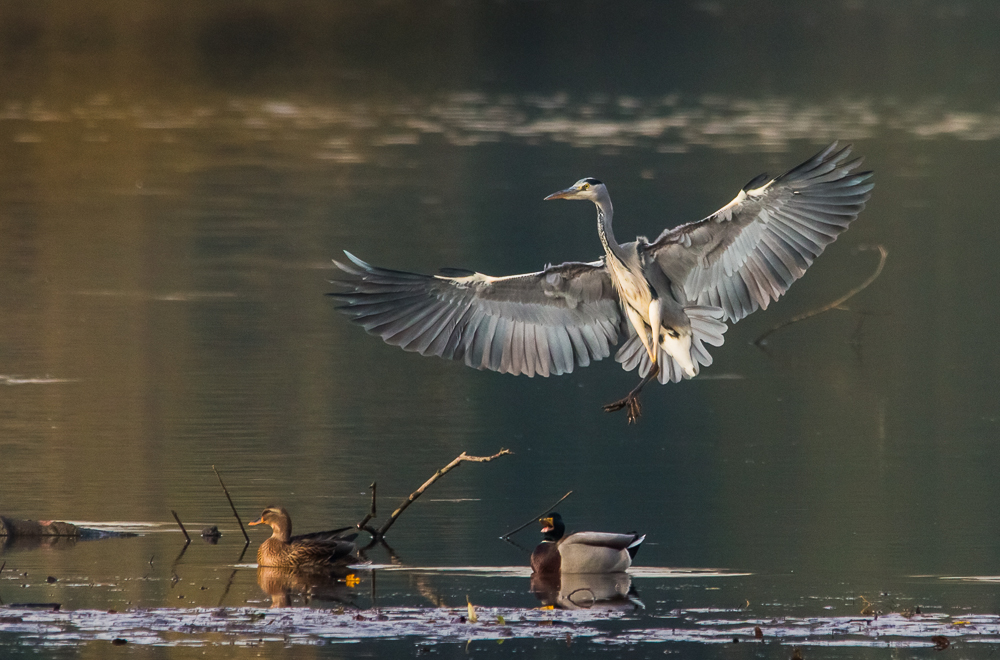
248, 506, 359, 569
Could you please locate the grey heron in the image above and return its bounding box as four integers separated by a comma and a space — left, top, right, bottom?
329, 143, 873, 422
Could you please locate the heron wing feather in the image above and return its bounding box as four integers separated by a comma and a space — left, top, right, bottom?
647, 143, 873, 322
329, 253, 622, 377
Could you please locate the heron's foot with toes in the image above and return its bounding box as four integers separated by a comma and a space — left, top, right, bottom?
604, 363, 659, 423
603, 394, 643, 424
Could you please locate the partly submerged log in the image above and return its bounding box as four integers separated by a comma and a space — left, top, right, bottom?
0, 517, 135, 539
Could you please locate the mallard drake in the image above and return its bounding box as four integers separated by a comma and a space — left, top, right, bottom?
530, 512, 644, 574
248, 506, 359, 569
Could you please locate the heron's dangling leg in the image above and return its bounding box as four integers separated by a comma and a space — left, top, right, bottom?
603, 362, 660, 424
623, 306, 656, 365
606, 301, 663, 422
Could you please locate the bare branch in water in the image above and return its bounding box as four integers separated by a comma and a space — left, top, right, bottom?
356, 482, 378, 531
170, 510, 191, 543
754, 244, 887, 346
374, 449, 513, 539
212, 465, 250, 545
500, 491, 574, 540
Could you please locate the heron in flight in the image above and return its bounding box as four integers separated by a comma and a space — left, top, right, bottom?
329, 143, 873, 422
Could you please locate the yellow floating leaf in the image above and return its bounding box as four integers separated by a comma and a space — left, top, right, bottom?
345, 574, 360, 588
466, 595, 478, 623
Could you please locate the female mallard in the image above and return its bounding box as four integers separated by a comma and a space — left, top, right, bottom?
530, 512, 644, 574
248, 506, 358, 569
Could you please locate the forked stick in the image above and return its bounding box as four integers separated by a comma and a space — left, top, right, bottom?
374, 449, 512, 539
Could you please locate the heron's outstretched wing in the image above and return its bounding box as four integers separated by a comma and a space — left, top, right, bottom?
329, 252, 622, 377
646, 143, 874, 322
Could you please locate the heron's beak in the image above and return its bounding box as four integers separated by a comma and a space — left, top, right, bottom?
544, 188, 576, 201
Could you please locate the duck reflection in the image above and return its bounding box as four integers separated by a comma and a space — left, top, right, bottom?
1, 535, 78, 553
529, 572, 643, 611
256, 565, 360, 609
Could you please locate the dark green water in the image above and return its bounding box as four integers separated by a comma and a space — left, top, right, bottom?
3, 1, 1000, 656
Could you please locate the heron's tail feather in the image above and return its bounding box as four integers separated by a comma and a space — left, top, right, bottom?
614, 305, 727, 384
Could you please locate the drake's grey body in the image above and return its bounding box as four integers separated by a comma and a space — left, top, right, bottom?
329, 144, 873, 419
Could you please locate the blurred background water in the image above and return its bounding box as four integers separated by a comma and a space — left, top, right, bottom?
2, 0, 1000, 656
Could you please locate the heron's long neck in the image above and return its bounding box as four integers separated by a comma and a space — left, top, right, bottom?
595, 194, 628, 267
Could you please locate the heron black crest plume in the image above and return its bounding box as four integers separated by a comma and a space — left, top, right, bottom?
328, 143, 873, 422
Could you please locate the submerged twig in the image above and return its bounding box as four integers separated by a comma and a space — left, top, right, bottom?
236, 543, 249, 564
172, 542, 190, 566
374, 449, 512, 539
500, 491, 573, 540
499, 535, 531, 554
212, 465, 250, 545
170, 510, 192, 543
754, 244, 887, 346
217, 569, 239, 608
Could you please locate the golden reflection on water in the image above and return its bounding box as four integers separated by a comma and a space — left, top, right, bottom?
3, 93, 1000, 166
4, 4, 1000, 642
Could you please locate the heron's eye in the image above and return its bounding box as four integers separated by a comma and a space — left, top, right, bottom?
580, 183, 590, 190
666, 329, 679, 339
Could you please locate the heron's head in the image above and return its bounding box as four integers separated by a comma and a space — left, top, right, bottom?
544, 177, 606, 202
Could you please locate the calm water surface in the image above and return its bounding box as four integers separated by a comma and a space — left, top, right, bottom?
3, 1, 1000, 657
